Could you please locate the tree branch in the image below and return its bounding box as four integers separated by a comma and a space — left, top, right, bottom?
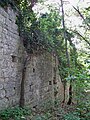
73, 6, 90, 29
74, 30, 90, 46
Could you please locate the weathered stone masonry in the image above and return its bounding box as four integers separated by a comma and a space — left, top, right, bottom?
24, 52, 64, 107
0, 6, 64, 110
0, 6, 24, 109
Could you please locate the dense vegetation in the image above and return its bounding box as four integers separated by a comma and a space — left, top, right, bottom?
0, 0, 90, 120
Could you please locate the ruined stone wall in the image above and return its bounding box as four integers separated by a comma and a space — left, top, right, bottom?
0, 6, 64, 110
0, 6, 24, 109
24, 52, 64, 107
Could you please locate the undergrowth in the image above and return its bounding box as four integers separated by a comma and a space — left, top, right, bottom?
0, 107, 31, 120
0, 102, 90, 120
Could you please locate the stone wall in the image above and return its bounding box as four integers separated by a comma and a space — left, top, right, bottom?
0, 6, 24, 109
24, 52, 64, 107
0, 6, 64, 110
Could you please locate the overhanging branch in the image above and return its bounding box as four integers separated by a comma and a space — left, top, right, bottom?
73, 6, 90, 30
74, 30, 90, 46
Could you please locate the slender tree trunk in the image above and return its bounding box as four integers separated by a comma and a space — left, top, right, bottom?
60, 0, 70, 67
67, 82, 72, 105
62, 80, 66, 103
60, 0, 73, 105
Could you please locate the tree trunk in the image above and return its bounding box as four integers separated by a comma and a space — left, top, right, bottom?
67, 83, 72, 105
62, 80, 66, 103
60, 0, 72, 104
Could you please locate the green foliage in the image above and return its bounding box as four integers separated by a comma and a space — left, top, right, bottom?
0, 107, 31, 120
17, 0, 64, 53
64, 110, 90, 120
64, 113, 80, 120
76, 99, 90, 120
0, 100, 90, 120
32, 112, 52, 120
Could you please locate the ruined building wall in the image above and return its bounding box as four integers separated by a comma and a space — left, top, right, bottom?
0, 6, 64, 110
0, 6, 24, 109
24, 52, 64, 107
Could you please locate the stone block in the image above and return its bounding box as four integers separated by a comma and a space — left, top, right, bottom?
0, 33, 2, 38
11, 23, 18, 31
0, 98, 9, 110
0, 7, 7, 17
4, 81, 15, 89
0, 84, 3, 90
0, 47, 3, 54
0, 68, 4, 77
0, 78, 4, 82
0, 14, 5, 23
6, 88, 15, 97
3, 28, 8, 34
3, 44, 9, 53
0, 25, 2, 32
25, 92, 34, 104
3, 66, 17, 77
7, 7, 14, 18
0, 89, 5, 98
5, 18, 12, 27
8, 96, 20, 106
